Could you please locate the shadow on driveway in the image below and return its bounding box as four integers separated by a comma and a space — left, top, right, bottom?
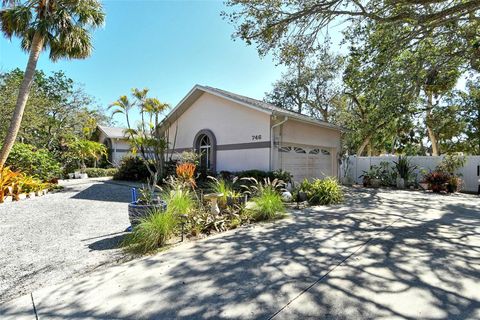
2, 188, 479, 319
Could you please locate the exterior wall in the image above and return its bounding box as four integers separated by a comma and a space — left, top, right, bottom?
217, 149, 270, 172
166, 92, 271, 172
110, 138, 131, 166
341, 155, 480, 193
272, 119, 342, 177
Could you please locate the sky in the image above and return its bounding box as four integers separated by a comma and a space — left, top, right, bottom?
0, 0, 289, 126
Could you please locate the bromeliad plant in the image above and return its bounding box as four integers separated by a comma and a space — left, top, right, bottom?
176, 163, 197, 189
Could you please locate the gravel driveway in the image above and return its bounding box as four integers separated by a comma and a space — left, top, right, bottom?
0, 179, 133, 302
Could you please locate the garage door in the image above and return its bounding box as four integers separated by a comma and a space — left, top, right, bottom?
279, 145, 332, 181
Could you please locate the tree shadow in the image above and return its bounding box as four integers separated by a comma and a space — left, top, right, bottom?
2, 188, 479, 319
70, 182, 131, 203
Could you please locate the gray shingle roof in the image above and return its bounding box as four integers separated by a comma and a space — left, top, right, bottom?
98, 126, 127, 139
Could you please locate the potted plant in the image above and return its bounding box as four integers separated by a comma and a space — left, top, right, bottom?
128, 187, 167, 227
424, 170, 450, 193
394, 156, 417, 189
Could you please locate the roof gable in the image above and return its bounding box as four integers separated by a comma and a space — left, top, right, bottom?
159, 85, 342, 131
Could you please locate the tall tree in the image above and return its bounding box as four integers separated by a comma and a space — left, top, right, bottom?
224, 0, 480, 70
265, 49, 343, 122
0, 0, 105, 168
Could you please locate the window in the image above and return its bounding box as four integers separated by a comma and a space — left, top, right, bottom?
294, 147, 306, 153
309, 149, 320, 155
279, 146, 292, 153
199, 134, 211, 170
321, 149, 331, 155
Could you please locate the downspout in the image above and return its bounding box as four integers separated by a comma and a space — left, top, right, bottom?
270, 116, 288, 170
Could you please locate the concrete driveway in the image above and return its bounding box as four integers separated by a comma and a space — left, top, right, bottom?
1, 188, 479, 319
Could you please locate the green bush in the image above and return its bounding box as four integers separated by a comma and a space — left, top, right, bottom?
84, 168, 117, 178
123, 209, 177, 254
300, 178, 344, 205
6, 143, 62, 181
113, 156, 151, 181
163, 185, 195, 215
251, 186, 285, 221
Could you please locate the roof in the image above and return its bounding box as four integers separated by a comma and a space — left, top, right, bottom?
97, 126, 127, 139
160, 85, 342, 131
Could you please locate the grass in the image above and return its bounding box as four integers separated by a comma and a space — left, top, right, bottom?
251, 186, 285, 221
123, 209, 177, 254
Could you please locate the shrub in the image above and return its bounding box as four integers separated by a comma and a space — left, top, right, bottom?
300, 178, 343, 205
123, 210, 177, 254
437, 153, 466, 175
6, 143, 62, 181
424, 170, 451, 193
113, 156, 151, 181
250, 186, 285, 221
163, 184, 196, 216
84, 168, 117, 178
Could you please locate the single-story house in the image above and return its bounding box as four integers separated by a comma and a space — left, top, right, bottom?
96, 125, 131, 165
159, 85, 342, 181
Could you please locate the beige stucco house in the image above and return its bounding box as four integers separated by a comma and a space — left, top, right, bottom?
97, 125, 131, 165
159, 85, 343, 181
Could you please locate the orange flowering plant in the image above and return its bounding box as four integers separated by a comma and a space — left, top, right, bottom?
176, 163, 197, 188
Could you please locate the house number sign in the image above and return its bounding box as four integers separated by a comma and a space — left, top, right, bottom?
252, 135, 262, 141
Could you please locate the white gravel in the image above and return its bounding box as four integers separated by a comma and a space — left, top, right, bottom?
0, 179, 134, 303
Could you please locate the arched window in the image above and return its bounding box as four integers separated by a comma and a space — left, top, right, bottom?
198, 134, 211, 171
193, 129, 217, 173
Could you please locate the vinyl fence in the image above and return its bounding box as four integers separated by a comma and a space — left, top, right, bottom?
340, 155, 480, 193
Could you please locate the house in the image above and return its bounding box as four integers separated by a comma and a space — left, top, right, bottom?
159, 85, 343, 182
96, 125, 131, 165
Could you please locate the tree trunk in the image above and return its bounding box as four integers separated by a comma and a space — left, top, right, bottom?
356, 134, 372, 156
425, 93, 439, 156
0, 33, 44, 168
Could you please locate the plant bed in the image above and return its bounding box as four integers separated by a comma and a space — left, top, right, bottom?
128, 200, 167, 227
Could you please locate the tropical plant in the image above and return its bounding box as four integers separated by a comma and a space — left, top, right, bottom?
110, 88, 170, 191
6, 143, 62, 181
162, 183, 195, 216
122, 209, 177, 254
241, 177, 286, 198
113, 156, 151, 181
299, 178, 343, 205
437, 153, 466, 175
0, 166, 19, 203
394, 156, 417, 181
0, 0, 105, 168
65, 139, 107, 171
424, 171, 451, 193
250, 185, 285, 221
176, 162, 197, 189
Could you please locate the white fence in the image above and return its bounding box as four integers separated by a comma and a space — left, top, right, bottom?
340, 155, 480, 193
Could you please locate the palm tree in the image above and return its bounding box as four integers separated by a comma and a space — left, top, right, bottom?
0, 0, 105, 168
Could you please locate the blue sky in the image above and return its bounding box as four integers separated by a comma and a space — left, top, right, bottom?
0, 0, 289, 126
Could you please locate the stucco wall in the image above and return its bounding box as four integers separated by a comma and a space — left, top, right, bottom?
272, 119, 342, 177
217, 149, 270, 172
166, 92, 271, 148
110, 139, 131, 166
280, 120, 341, 149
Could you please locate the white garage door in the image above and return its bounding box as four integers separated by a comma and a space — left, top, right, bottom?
279, 145, 332, 182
